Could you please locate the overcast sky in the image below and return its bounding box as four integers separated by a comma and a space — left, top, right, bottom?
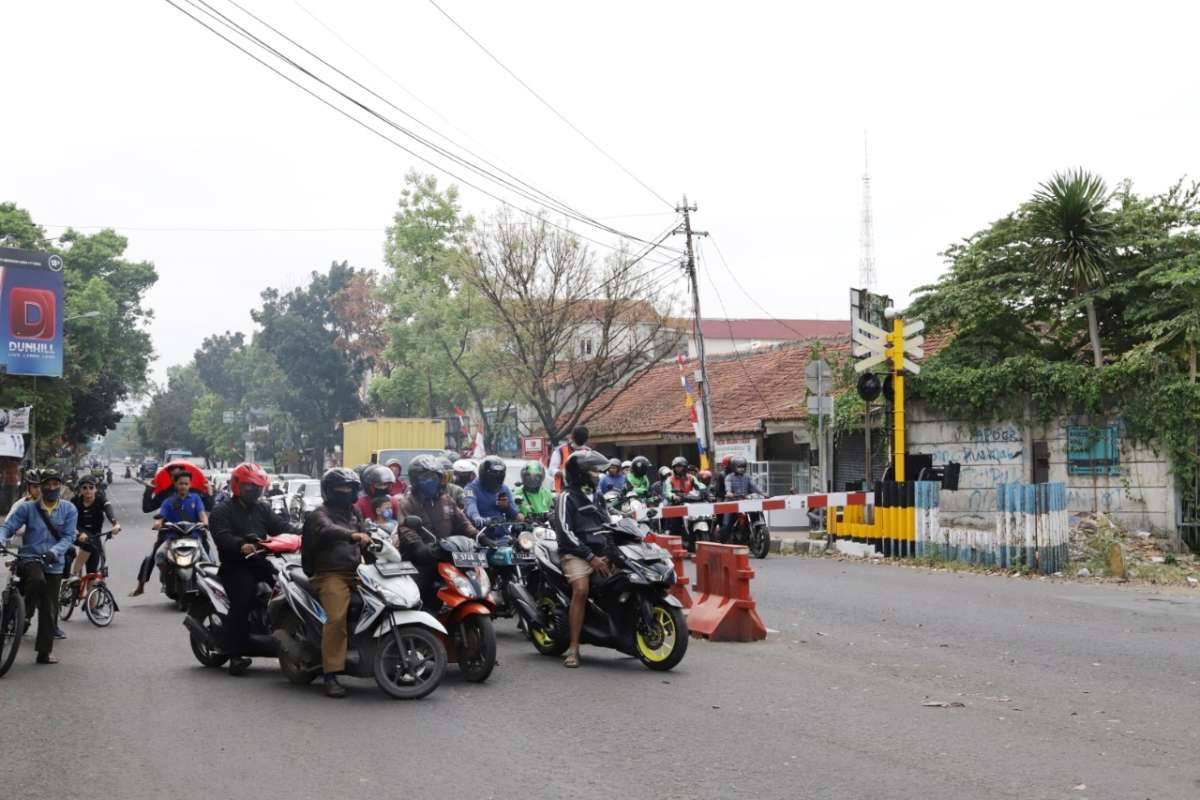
4, 0, 1199, 383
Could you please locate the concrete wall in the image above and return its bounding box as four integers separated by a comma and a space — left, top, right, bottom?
906, 403, 1177, 534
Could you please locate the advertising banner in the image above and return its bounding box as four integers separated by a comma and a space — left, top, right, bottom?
0, 247, 65, 377
0, 407, 31, 435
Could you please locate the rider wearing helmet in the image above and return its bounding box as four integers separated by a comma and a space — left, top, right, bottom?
513, 461, 553, 516
719, 456, 764, 543
625, 456, 654, 499
447, 458, 476, 510
551, 449, 614, 668
713, 455, 734, 500
354, 464, 401, 525
660, 456, 707, 536
383, 458, 408, 496
303, 467, 373, 698
208, 463, 293, 675
464, 455, 520, 531
68, 474, 121, 581
597, 457, 627, 496
621, 460, 632, 475
394, 455, 479, 607
0, 466, 77, 663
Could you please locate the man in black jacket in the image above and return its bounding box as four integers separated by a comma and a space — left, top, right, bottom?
551, 449, 613, 668
304, 467, 372, 698
393, 455, 478, 608
210, 463, 289, 676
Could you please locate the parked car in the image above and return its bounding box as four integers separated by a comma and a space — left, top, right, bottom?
286, 479, 323, 522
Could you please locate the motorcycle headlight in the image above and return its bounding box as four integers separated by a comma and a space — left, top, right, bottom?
173, 552, 195, 567
475, 567, 491, 597
516, 530, 535, 551
450, 572, 477, 598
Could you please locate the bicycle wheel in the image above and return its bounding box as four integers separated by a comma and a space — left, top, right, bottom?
85, 585, 117, 627
0, 591, 25, 677
59, 579, 78, 621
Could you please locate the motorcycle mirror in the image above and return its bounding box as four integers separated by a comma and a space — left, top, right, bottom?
403, 515, 424, 529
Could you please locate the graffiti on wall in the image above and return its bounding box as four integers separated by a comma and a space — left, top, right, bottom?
910, 423, 1024, 512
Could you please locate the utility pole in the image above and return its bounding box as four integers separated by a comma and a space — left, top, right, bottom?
675, 196, 713, 470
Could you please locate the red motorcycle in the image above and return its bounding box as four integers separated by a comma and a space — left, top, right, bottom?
428, 530, 498, 682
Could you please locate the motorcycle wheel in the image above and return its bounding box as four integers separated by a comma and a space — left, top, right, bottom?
634, 603, 688, 671
456, 615, 497, 683
277, 616, 317, 685
374, 625, 447, 700
0, 591, 25, 677
59, 580, 78, 621
85, 585, 117, 627
188, 602, 229, 668
749, 523, 771, 560
529, 595, 569, 656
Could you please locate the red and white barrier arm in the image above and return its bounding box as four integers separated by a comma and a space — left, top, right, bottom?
635, 491, 873, 521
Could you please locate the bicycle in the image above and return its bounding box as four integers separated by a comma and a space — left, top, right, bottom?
0, 546, 26, 676
59, 532, 119, 628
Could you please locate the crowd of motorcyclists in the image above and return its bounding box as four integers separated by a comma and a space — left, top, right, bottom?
1, 423, 766, 691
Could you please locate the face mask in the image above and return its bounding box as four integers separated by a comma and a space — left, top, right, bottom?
41, 488, 61, 503
327, 490, 355, 509
240, 486, 263, 504
416, 477, 442, 498
379, 505, 394, 521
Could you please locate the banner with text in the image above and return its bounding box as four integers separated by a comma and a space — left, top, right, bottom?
0, 247, 65, 377
0, 407, 31, 435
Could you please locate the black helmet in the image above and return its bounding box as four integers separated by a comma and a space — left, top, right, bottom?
658, 466, 671, 479
408, 454, 446, 499
520, 461, 546, 491
730, 455, 749, 474
77, 474, 99, 487
320, 467, 361, 503
24, 467, 44, 485
630, 456, 651, 478
670, 456, 688, 474
361, 464, 394, 496
39, 466, 63, 484
479, 455, 506, 491
564, 449, 609, 489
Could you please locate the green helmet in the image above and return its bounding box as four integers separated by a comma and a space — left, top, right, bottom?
520, 461, 546, 491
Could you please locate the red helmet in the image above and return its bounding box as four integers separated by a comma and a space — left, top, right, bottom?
721, 455, 733, 470
230, 462, 269, 498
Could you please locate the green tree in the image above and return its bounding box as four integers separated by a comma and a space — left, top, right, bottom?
1027, 169, 1114, 367
137, 365, 208, 460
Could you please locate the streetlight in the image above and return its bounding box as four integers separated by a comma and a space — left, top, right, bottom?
65, 310, 100, 322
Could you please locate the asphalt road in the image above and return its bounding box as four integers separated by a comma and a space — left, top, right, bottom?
4, 478, 1199, 800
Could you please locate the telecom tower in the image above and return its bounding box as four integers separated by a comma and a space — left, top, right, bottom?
859, 131, 877, 291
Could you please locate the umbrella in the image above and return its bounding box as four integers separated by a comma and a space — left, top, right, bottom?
151, 460, 211, 496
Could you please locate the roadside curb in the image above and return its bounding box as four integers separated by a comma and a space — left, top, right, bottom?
770, 537, 827, 556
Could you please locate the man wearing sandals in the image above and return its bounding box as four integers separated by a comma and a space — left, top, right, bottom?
551, 449, 613, 668
0, 467, 77, 664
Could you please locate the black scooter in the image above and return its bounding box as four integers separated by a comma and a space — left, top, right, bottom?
508, 517, 688, 671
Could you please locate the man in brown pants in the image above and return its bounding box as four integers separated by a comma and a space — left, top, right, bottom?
303, 468, 371, 698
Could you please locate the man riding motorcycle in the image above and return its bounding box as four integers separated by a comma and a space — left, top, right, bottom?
354, 464, 401, 524
393, 455, 479, 608
464, 455, 521, 531
0, 467, 77, 664
625, 456, 654, 499
551, 449, 613, 668
713, 455, 734, 500
447, 458, 475, 509
719, 456, 765, 543
209, 463, 292, 676
302, 467, 373, 698
131, 469, 209, 597
660, 457, 707, 536
513, 461, 553, 516
597, 458, 627, 496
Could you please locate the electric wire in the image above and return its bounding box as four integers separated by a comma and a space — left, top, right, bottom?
426, 0, 675, 211
160, 0, 681, 262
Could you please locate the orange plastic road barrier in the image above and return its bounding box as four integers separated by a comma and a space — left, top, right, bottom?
688, 542, 767, 642
645, 533, 693, 608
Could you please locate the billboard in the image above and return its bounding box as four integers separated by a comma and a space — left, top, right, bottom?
0, 247, 65, 377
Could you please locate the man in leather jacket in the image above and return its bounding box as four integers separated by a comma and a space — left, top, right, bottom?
393, 455, 478, 608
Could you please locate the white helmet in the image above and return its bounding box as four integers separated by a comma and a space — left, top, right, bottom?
621, 460, 632, 470
452, 459, 476, 473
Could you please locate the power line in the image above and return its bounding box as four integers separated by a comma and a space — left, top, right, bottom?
696, 241, 775, 421
44, 224, 383, 233
707, 234, 835, 342
221, 0, 648, 246
426, 0, 674, 211
160, 0, 680, 263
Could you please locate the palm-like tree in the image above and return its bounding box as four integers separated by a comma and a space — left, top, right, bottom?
1028, 169, 1114, 367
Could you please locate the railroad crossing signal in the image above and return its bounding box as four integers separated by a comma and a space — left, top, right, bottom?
853, 317, 925, 374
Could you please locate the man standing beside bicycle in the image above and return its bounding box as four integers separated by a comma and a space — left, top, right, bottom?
0, 467, 78, 664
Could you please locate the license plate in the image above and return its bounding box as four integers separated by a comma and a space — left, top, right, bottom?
452, 552, 487, 568
514, 552, 535, 562
376, 561, 419, 577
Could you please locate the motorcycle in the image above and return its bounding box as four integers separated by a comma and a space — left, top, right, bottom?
508, 517, 688, 671
424, 525, 498, 682
269, 524, 448, 700
477, 520, 539, 622
663, 489, 714, 553
723, 495, 771, 559
158, 522, 213, 611
183, 533, 301, 668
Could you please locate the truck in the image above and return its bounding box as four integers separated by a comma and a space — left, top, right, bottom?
341, 418, 446, 469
